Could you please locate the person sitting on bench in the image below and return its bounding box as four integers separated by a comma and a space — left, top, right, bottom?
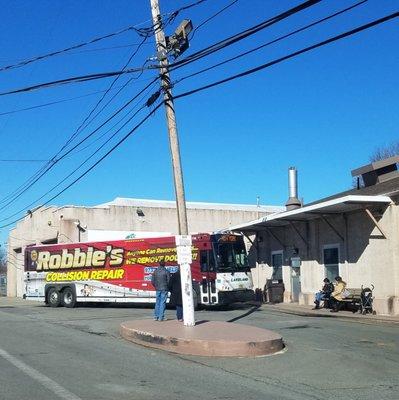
330, 276, 347, 312
313, 278, 334, 309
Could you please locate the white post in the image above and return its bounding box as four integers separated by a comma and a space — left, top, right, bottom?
175, 235, 195, 326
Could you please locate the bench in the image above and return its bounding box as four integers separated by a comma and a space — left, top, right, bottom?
336, 287, 374, 314
340, 288, 363, 311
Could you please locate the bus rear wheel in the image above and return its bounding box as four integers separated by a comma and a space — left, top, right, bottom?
61, 287, 76, 308
47, 288, 61, 307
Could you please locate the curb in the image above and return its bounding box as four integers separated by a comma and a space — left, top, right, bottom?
120, 319, 284, 357
261, 304, 399, 324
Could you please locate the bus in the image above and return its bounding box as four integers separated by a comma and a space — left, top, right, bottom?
24, 233, 254, 308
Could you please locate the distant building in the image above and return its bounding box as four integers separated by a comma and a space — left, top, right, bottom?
231, 156, 399, 316
7, 198, 282, 297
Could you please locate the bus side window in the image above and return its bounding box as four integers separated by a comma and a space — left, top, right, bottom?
200, 250, 208, 272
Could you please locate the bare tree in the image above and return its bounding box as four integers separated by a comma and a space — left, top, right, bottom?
370, 140, 399, 162
352, 140, 399, 188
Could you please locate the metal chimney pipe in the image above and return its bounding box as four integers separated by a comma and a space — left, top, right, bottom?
286, 167, 301, 210
288, 167, 298, 199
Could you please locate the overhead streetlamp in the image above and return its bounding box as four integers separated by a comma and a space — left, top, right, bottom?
166, 19, 193, 59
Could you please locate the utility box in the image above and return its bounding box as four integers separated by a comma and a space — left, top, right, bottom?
264, 279, 285, 303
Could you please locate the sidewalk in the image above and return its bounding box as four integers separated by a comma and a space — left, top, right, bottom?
258, 302, 399, 324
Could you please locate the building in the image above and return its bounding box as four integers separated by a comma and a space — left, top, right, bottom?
231, 157, 399, 316
7, 197, 282, 298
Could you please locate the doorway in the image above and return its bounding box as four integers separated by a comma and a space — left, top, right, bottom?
323, 245, 340, 282
290, 261, 301, 302
271, 251, 283, 281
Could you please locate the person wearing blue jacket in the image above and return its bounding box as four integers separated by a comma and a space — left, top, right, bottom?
151, 260, 170, 321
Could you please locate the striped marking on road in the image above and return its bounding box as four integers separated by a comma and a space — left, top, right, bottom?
0, 347, 83, 400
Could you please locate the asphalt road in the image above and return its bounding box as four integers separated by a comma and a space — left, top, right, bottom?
0, 298, 398, 400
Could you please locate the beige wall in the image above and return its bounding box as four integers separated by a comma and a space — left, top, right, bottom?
251, 201, 399, 315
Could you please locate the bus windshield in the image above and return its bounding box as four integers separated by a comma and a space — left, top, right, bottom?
216, 241, 249, 272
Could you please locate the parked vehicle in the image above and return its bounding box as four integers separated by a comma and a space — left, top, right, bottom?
24, 233, 254, 308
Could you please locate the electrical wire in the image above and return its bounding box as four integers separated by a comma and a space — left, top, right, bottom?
0, 78, 158, 210
0, 0, 324, 215
174, 0, 368, 85
0, 1, 207, 73
170, 0, 322, 70
165, 0, 208, 24
0, 33, 154, 211
58, 36, 149, 154
189, 0, 239, 41
0, 102, 163, 229
0, 0, 321, 98
0, 160, 50, 163
61, 63, 153, 156
0, 103, 148, 224
61, 79, 159, 159
0, 68, 146, 97
0, 77, 156, 117
0, 20, 157, 73
1, 0, 385, 229
174, 11, 399, 100
0, 73, 157, 212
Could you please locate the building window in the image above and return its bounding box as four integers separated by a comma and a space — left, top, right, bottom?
271, 251, 283, 281
323, 245, 339, 282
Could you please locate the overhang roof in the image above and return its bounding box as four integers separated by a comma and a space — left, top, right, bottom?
230, 195, 392, 232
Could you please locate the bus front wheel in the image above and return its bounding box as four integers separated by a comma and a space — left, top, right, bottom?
47, 288, 61, 307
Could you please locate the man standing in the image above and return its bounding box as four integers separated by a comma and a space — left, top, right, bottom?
151, 260, 170, 321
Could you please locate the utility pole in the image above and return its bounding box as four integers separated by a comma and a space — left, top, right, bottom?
150, 0, 195, 326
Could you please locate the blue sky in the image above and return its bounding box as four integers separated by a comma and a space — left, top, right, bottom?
0, 0, 398, 244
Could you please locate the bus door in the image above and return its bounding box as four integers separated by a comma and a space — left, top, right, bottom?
199, 248, 216, 305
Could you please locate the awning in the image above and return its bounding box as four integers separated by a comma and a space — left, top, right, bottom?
229, 195, 392, 232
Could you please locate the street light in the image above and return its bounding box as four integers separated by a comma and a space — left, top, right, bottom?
166, 19, 193, 59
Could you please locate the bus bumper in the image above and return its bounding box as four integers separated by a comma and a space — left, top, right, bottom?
218, 290, 255, 305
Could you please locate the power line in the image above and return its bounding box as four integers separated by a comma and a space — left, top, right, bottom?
0, 68, 146, 97
174, 11, 399, 100
189, 0, 239, 41
0, 77, 156, 117
58, 36, 149, 155
0, 36, 154, 210
174, 0, 368, 85
0, 0, 321, 98
0, 1, 208, 74
0, 160, 50, 163
0, 78, 158, 210
0, 103, 163, 229
1, 1, 388, 226
0, 43, 154, 63
170, 0, 322, 70
61, 79, 159, 159
0, 0, 324, 214
165, 0, 208, 23
0, 103, 148, 224
0, 25, 147, 73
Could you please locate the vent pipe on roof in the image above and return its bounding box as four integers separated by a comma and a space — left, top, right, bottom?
286, 167, 301, 210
